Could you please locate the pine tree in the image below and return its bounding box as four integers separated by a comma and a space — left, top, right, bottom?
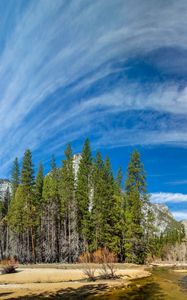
12, 149, 36, 262
124, 150, 148, 264
34, 163, 44, 260
103, 156, 122, 253
42, 155, 61, 262
35, 163, 44, 204
61, 144, 78, 262
21, 150, 34, 187
114, 167, 125, 261
11, 157, 20, 200
91, 153, 122, 254
8, 185, 26, 232
8, 150, 35, 232
90, 152, 105, 250
76, 139, 92, 251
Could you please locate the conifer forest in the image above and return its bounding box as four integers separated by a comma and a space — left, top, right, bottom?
0, 139, 185, 264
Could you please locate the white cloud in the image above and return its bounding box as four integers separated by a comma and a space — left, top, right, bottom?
151, 192, 187, 204
1, 1, 187, 175
171, 211, 187, 221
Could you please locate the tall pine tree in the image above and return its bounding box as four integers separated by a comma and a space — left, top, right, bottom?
124, 150, 148, 264
8, 149, 36, 262
91, 153, 122, 254
34, 163, 44, 205
76, 139, 92, 251
61, 144, 78, 262
11, 157, 20, 200
42, 155, 61, 262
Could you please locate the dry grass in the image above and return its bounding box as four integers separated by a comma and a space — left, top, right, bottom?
0, 265, 151, 299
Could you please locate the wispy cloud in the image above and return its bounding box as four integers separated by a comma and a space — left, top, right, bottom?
168, 180, 187, 185
1, 1, 187, 176
151, 192, 187, 204
171, 211, 187, 221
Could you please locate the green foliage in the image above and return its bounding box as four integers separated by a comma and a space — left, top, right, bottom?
8, 149, 37, 262
21, 149, 34, 187
11, 157, 20, 200
34, 163, 44, 204
76, 139, 92, 249
61, 144, 75, 217
90, 153, 123, 255
8, 185, 28, 232
2, 140, 185, 264
8, 150, 36, 230
124, 150, 149, 263
43, 155, 60, 203
157, 221, 185, 258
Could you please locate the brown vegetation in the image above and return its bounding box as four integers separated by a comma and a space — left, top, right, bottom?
79, 248, 118, 280
0, 258, 18, 274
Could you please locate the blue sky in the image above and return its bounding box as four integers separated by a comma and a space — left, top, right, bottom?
0, 0, 187, 220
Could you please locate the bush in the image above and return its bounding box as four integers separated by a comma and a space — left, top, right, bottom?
79, 252, 96, 281
0, 258, 18, 274
93, 248, 118, 279
79, 248, 118, 280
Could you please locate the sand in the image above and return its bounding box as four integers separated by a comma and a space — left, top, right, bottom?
0, 264, 151, 299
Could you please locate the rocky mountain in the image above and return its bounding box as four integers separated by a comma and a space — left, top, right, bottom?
151, 203, 177, 235
181, 220, 187, 237
0, 179, 12, 201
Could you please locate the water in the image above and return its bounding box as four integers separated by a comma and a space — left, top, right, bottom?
88, 268, 187, 300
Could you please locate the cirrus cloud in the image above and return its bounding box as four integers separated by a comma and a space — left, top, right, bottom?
1, 1, 187, 176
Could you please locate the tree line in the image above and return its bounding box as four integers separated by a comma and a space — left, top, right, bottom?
0, 139, 185, 264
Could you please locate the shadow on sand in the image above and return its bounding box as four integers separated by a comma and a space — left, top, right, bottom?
0, 281, 166, 300
0, 292, 13, 297
3, 284, 108, 300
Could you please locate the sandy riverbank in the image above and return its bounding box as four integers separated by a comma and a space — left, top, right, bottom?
0, 264, 151, 299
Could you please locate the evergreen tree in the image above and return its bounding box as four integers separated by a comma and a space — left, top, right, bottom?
124, 150, 148, 263
115, 167, 123, 193
8, 185, 27, 232
11, 157, 20, 200
35, 163, 44, 204
21, 149, 34, 187
42, 155, 59, 203
50, 154, 57, 171
76, 139, 92, 250
9, 150, 35, 230
90, 152, 105, 250
9, 149, 36, 262
34, 163, 44, 260
42, 155, 61, 262
114, 167, 125, 261
61, 144, 78, 262
103, 156, 122, 253
91, 153, 122, 254
3, 141, 186, 263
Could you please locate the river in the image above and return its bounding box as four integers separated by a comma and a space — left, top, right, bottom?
88, 267, 187, 300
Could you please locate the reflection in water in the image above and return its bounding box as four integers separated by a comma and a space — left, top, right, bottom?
110, 281, 165, 300
91, 268, 187, 300
179, 275, 187, 291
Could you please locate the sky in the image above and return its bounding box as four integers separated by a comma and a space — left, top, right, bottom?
0, 0, 187, 220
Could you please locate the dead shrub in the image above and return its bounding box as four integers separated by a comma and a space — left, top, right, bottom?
0, 258, 18, 274
79, 252, 96, 281
93, 248, 118, 279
